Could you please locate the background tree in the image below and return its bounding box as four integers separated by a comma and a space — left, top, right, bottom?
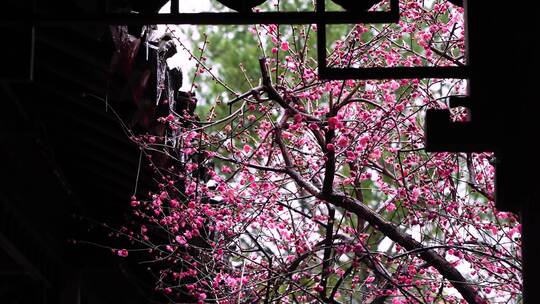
116, 1, 521, 303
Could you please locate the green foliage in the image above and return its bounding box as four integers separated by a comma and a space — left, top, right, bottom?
186, 1, 360, 109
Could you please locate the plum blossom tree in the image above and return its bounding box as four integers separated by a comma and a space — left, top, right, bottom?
114, 1, 521, 303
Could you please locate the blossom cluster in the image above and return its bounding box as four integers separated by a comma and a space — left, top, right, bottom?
115, 1, 521, 303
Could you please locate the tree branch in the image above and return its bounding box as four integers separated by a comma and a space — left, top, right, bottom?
318, 192, 480, 304
320, 204, 336, 299
259, 58, 320, 122
322, 116, 336, 195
